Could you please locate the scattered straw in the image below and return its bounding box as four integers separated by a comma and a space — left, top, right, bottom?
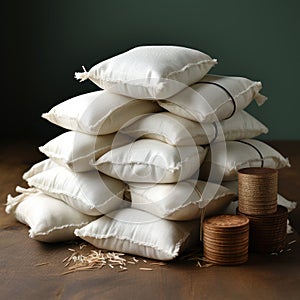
79, 243, 87, 250
179, 246, 214, 268
118, 268, 127, 272
35, 262, 49, 267
150, 262, 167, 266
60, 244, 167, 275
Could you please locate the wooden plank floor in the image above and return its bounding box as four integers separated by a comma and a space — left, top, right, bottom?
0, 139, 300, 300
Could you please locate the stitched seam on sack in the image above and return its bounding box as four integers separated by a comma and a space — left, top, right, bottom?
219, 81, 262, 105
30, 221, 91, 237
99, 151, 201, 172
91, 76, 166, 89
166, 59, 217, 78
232, 81, 262, 99
221, 127, 269, 138
90, 60, 217, 87
99, 161, 181, 172
207, 156, 290, 171
76, 231, 190, 257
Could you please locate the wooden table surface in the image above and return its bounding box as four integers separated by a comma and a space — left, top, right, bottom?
1, 139, 300, 300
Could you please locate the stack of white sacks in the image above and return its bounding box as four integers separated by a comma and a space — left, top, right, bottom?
6, 46, 296, 261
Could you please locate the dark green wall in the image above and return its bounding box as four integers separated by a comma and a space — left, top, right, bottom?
4, 0, 300, 141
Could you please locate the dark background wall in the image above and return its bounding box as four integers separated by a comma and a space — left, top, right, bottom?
3, 0, 300, 143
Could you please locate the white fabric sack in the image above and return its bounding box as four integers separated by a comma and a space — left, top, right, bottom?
128, 180, 237, 221
121, 110, 268, 146
22, 159, 127, 216
200, 139, 290, 182
42, 90, 162, 135
158, 74, 267, 123
39, 131, 131, 172
75, 45, 217, 99
93, 139, 207, 183
74, 208, 200, 261
222, 180, 297, 213
5, 186, 96, 243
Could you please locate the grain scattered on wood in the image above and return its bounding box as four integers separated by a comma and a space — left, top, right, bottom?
60, 245, 167, 275
35, 262, 49, 267
150, 262, 167, 266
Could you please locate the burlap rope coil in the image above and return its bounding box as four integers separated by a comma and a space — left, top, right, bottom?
237, 205, 288, 253
203, 214, 249, 265
238, 167, 278, 215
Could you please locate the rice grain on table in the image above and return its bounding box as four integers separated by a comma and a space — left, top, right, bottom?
60, 244, 167, 275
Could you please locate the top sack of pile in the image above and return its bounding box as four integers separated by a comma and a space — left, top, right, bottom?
75, 45, 217, 99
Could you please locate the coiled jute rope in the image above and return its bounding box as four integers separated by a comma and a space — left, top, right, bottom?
238, 167, 278, 215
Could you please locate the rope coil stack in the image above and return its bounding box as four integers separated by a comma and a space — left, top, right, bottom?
203, 214, 249, 265
237, 167, 288, 253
